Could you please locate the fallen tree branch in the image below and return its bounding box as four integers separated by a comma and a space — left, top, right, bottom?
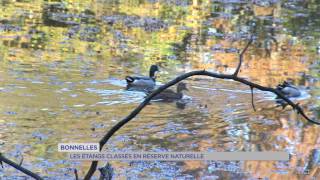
0, 153, 43, 180
84, 70, 319, 179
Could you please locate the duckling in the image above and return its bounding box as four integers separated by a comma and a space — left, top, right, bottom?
125, 65, 159, 91
150, 82, 188, 102
276, 81, 301, 98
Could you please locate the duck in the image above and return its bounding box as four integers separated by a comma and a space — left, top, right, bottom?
150, 82, 188, 102
125, 65, 159, 91
276, 81, 301, 98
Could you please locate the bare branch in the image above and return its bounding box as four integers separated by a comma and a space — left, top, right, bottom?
84, 70, 319, 179
0, 153, 43, 180
250, 86, 256, 111
233, 35, 254, 77
19, 156, 23, 166
74, 168, 79, 180
99, 162, 113, 180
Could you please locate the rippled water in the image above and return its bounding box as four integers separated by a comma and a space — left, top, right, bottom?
0, 0, 320, 179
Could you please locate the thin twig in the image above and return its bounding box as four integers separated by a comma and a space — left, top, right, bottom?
74, 168, 79, 180
250, 86, 256, 111
83, 70, 319, 179
233, 35, 254, 77
0, 153, 43, 180
19, 155, 23, 166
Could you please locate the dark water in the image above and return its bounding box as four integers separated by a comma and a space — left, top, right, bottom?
0, 0, 320, 179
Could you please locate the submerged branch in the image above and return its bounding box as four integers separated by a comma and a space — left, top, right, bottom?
0, 153, 43, 180
84, 70, 319, 179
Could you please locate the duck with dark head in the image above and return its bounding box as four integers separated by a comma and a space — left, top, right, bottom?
276, 81, 301, 99
125, 65, 159, 91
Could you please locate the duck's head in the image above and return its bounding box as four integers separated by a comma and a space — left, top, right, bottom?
149, 65, 159, 78
277, 81, 291, 89
282, 81, 290, 87
177, 82, 188, 93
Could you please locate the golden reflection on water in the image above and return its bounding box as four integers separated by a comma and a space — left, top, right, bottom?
0, 0, 320, 179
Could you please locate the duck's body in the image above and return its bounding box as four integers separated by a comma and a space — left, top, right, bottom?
126, 65, 159, 91
276, 81, 301, 98
152, 89, 183, 100
150, 83, 188, 102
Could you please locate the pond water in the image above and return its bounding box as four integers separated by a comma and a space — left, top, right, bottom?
0, 0, 320, 179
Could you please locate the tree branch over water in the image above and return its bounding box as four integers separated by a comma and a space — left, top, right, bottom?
84, 36, 319, 179
250, 86, 256, 112
0, 153, 43, 180
233, 35, 253, 77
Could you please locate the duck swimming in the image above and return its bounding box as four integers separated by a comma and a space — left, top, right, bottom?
125, 65, 159, 91
150, 82, 188, 102
276, 81, 301, 98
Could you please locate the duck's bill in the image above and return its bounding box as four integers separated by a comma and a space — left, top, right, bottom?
155, 71, 163, 78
